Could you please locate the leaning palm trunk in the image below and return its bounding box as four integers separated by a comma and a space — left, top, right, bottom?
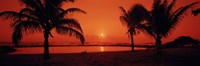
130, 32, 134, 52
43, 30, 50, 59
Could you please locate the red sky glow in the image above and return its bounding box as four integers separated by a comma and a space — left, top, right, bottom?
0, 0, 200, 45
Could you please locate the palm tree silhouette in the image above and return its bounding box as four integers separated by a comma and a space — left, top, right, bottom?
119, 4, 150, 52
0, 0, 85, 59
146, 0, 198, 56
192, 8, 200, 16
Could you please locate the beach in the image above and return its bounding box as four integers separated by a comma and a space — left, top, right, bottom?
0, 47, 200, 66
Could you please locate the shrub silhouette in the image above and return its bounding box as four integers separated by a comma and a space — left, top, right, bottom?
163, 36, 199, 48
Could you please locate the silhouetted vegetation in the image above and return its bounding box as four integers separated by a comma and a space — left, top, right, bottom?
119, 4, 150, 52
119, 0, 198, 56
192, 8, 200, 16
0, 0, 85, 59
0, 46, 16, 54
132, 0, 198, 56
119, 0, 198, 60
163, 36, 199, 48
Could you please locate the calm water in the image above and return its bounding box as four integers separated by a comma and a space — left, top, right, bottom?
9, 46, 146, 54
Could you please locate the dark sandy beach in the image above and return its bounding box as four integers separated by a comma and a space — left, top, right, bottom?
0, 47, 200, 66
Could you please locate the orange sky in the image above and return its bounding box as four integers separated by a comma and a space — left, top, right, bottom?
0, 0, 200, 45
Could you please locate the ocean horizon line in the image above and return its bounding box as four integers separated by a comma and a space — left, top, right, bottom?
0, 43, 155, 48
0, 42, 154, 46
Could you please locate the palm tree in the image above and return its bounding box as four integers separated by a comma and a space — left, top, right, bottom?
192, 8, 200, 16
0, 0, 85, 59
119, 4, 150, 52
147, 0, 198, 55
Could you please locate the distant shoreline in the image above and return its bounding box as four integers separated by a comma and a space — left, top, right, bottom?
7, 45, 155, 48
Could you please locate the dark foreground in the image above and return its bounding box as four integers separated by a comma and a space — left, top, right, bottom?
0, 47, 200, 66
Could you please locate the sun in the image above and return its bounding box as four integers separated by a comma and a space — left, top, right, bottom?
99, 33, 105, 38
100, 33, 104, 37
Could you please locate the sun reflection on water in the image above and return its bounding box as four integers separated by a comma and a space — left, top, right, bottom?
100, 46, 104, 52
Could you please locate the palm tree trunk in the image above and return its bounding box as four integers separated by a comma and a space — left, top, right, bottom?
130, 33, 134, 52
43, 30, 50, 60
155, 34, 162, 55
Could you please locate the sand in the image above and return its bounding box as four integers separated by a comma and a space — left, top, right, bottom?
0, 47, 200, 66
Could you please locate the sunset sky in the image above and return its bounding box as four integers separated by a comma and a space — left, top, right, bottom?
0, 0, 200, 45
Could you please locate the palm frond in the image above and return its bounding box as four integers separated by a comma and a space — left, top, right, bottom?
152, 0, 162, 10
171, 2, 198, 28
129, 4, 150, 24
0, 11, 38, 21
55, 26, 85, 45
57, 8, 86, 18
119, 7, 130, 28
48, 0, 75, 7
19, 8, 35, 16
119, 16, 129, 26
58, 7, 65, 12
47, 0, 75, 7
192, 8, 200, 16
65, 0, 75, 2
47, 0, 64, 7
161, 0, 168, 7
53, 19, 83, 32
166, 0, 176, 17
119, 6, 127, 16
12, 20, 42, 46
65, 8, 86, 14
19, 0, 40, 8
12, 20, 42, 34
19, 0, 45, 18
136, 24, 156, 38
36, 0, 44, 7
19, 8, 43, 20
